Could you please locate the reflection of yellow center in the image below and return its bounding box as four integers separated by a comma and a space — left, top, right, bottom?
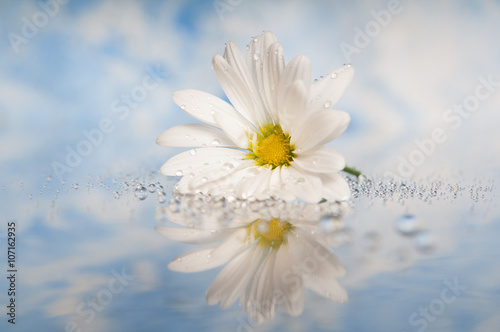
248, 124, 295, 168
248, 218, 294, 248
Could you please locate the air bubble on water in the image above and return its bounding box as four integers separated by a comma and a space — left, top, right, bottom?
157, 192, 167, 204
396, 214, 419, 236
414, 231, 435, 253
323, 100, 332, 108
134, 185, 148, 200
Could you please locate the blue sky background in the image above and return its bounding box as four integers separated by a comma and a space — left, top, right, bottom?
1, 0, 499, 331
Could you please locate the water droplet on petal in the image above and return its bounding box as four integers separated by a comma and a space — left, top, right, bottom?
190, 150, 197, 156
180, 104, 186, 110
175, 170, 184, 176
212, 139, 220, 146
331, 73, 338, 79
253, 53, 260, 61
222, 162, 234, 171
323, 100, 332, 108
201, 177, 208, 183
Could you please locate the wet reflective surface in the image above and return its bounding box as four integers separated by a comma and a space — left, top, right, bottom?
1, 172, 498, 331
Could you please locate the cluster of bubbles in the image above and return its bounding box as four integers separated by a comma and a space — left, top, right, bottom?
133, 182, 167, 204
346, 175, 495, 206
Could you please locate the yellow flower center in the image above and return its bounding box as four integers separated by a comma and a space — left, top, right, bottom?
247, 124, 296, 168
248, 218, 294, 248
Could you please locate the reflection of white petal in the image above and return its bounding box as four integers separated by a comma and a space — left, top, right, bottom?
160, 147, 247, 176
242, 249, 278, 323
291, 110, 350, 152
309, 64, 354, 111
273, 242, 305, 316
156, 124, 235, 148
154, 226, 234, 244
172, 89, 235, 127
293, 146, 346, 173
167, 229, 248, 273
306, 275, 348, 302
206, 245, 267, 309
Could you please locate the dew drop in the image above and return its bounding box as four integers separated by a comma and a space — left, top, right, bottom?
323, 100, 332, 108
212, 139, 220, 146
175, 170, 184, 176
180, 104, 186, 110
331, 73, 338, 79
190, 149, 197, 156
253, 53, 260, 61
148, 183, 156, 193
201, 177, 208, 183
177, 258, 182, 262
113, 191, 120, 199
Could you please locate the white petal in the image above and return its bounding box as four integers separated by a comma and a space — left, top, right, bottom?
212, 55, 264, 126
309, 64, 354, 111
172, 89, 235, 127
262, 41, 285, 122
246, 32, 280, 120
160, 147, 247, 176
206, 245, 267, 309
185, 158, 253, 191
291, 110, 350, 152
156, 124, 236, 148
277, 56, 311, 121
320, 172, 351, 202
293, 146, 346, 173
213, 111, 251, 149
154, 226, 234, 244
237, 166, 274, 200
281, 165, 323, 203
278, 80, 308, 135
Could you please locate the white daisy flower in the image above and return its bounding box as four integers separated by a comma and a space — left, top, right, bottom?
156, 198, 348, 323
157, 31, 354, 202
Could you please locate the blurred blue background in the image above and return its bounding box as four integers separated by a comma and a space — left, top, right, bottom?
1, 0, 499, 331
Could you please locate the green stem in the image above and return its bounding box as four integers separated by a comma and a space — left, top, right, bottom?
342, 166, 362, 177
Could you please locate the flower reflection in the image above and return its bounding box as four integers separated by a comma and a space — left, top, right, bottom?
156, 195, 349, 323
